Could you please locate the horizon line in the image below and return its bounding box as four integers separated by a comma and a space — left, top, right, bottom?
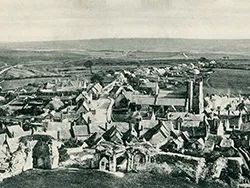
2, 37, 250, 44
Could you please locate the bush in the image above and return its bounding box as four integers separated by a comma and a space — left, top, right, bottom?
58, 147, 70, 162
63, 139, 83, 148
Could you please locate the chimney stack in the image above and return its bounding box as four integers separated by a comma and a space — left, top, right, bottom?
198, 80, 204, 114
187, 80, 194, 113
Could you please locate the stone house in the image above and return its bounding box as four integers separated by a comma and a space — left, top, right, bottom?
190, 138, 205, 150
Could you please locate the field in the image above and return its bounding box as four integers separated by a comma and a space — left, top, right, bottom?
0, 169, 227, 188
1, 39, 250, 93
2, 38, 250, 55
204, 68, 250, 95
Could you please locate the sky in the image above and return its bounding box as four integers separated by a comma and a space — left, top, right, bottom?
1, 0, 250, 42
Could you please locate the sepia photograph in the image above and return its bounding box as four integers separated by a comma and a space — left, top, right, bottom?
0, 0, 250, 187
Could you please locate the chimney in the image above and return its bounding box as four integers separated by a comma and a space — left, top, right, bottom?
198, 80, 204, 114
217, 106, 221, 117
87, 116, 91, 125
105, 122, 108, 131
158, 119, 162, 125
129, 122, 133, 130
87, 124, 91, 135
19, 121, 23, 128
187, 80, 193, 113
238, 113, 243, 130
136, 121, 143, 137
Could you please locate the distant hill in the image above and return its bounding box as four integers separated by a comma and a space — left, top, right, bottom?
1, 38, 250, 54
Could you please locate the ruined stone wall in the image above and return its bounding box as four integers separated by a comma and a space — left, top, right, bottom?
155, 152, 206, 183
0, 138, 59, 182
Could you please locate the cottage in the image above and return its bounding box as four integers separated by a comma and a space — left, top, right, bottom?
122, 127, 138, 145
181, 131, 190, 142
75, 111, 94, 125
5, 137, 20, 154
141, 121, 173, 148
155, 98, 187, 112
204, 135, 216, 153
114, 91, 132, 109
223, 114, 243, 132
138, 82, 159, 95
88, 83, 103, 100
84, 132, 103, 148
75, 91, 92, 104
6, 125, 27, 138
102, 126, 123, 145
47, 97, 64, 111
127, 110, 143, 124
190, 138, 205, 150
46, 122, 71, 140
53, 112, 63, 122
130, 94, 156, 108
136, 120, 158, 137
109, 122, 131, 134
164, 136, 184, 152
220, 137, 234, 149
76, 101, 90, 115
0, 133, 7, 146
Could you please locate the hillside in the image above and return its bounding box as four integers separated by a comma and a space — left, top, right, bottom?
0, 169, 228, 188
1, 38, 250, 55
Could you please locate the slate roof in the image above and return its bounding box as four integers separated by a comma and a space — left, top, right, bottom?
139, 120, 159, 135
130, 94, 156, 105
72, 125, 89, 137
47, 122, 71, 140
141, 121, 173, 143
0, 134, 6, 146
156, 98, 186, 106
6, 125, 25, 138
76, 101, 90, 114
167, 112, 204, 121
181, 121, 201, 127
89, 122, 106, 135
48, 97, 64, 110
102, 126, 123, 145
140, 82, 158, 89
108, 122, 130, 133
5, 137, 19, 153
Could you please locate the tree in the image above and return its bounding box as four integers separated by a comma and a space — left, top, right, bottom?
58, 146, 70, 162
237, 101, 246, 113
84, 60, 93, 74
90, 73, 104, 85
199, 57, 207, 62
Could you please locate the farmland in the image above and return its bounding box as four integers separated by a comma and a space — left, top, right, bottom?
1, 39, 250, 93
204, 68, 250, 95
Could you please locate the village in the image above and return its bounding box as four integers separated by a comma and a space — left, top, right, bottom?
0, 59, 249, 188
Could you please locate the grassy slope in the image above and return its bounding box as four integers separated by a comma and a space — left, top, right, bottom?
0, 169, 228, 188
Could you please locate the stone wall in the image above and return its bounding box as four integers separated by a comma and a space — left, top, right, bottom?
155, 152, 206, 183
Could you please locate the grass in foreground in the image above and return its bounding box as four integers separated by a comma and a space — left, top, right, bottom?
0, 169, 229, 188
